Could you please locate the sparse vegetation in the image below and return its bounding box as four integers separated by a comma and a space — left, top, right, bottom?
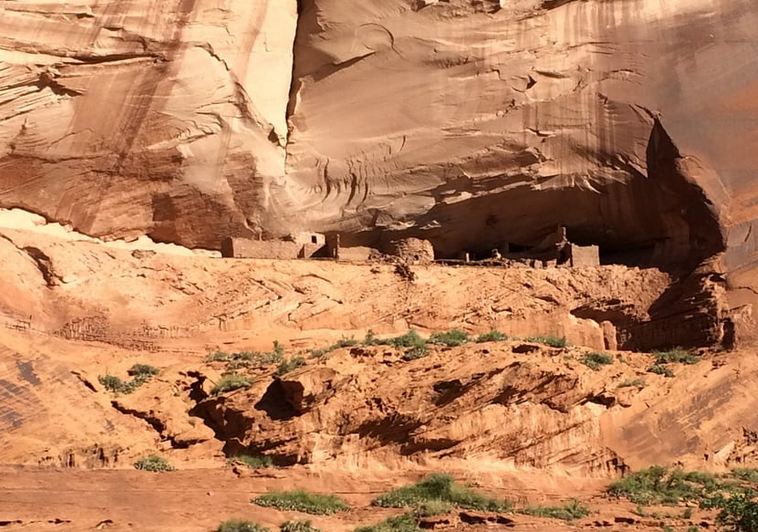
702, 488, 758, 531
373, 473, 511, 512
252, 490, 350, 515
212, 373, 252, 395
276, 356, 306, 376
429, 329, 469, 347
229, 453, 273, 469
475, 330, 507, 343
370, 330, 430, 360
98, 366, 156, 394
354, 513, 419, 532
580, 352, 614, 371
134, 455, 175, 472
526, 335, 568, 348
127, 363, 160, 377
608, 466, 727, 506
618, 378, 646, 389
521, 499, 590, 521
732, 469, 758, 484
217, 520, 269, 532
648, 364, 675, 378
280, 521, 320, 532
653, 348, 700, 365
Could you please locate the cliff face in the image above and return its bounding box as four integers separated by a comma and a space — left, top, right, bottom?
1, 0, 757, 270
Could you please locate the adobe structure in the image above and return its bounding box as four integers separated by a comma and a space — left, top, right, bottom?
221, 232, 328, 259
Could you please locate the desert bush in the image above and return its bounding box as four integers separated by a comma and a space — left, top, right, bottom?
252, 490, 350, 515
354, 513, 419, 532
653, 348, 699, 365
229, 454, 273, 469
280, 521, 320, 532
429, 329, 469, 347
128, 363, 160, 377
217, 520, 269, 532
475, 330, 507, 343
581, 352, 614, 370
702, 489, 758, 531
648, 364, 675, 378
526, 336, 568, 348
732, 469, 758, 484
276, 357, 306, 376
212, 373, 252, 395
617, 378, 646, 389
373, 473, 511, 512
521, 499, 590, 521
134, 455, 175, 472
98, 374, 147, 394
608, 466, 725, 505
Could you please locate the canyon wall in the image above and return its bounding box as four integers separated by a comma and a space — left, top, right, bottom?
0, 0, 757, 272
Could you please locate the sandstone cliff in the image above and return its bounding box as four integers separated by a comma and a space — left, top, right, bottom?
1, 0, 756, 278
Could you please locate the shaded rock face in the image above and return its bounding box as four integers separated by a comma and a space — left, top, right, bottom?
1, 0, 757, 272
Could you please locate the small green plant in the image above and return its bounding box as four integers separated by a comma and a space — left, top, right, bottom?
128, 363, 160, 378
364, 329, 379, 345
402, 345, 428, 361
526, 336, 568, 348
618, 378, 646, 389
276, 356, 306, 376
429, 329, 469, 347
702, 489, 758, 531
682, 507, 694, 519
252, 490, 350, 515
653, 348, 699, 365
207, 351, 232, 362
476, 330, 507, 343
217, 520, 269, 532
608, 467, 724, 506
212, 373, 252, 395
415, 499, 453, 516
372, 330, 430, 360
280, 521, 320, 532
732, 469, 758, 484
581, 352, 614, 371
98, 373, 150, 394
648, 364, 675, 378
521, 499, 590, 521
272, 340, 285, 357
229, 453, 273, 469
373, 473, 511, 512
354, 513, 419, 532
134, 455, 175, 472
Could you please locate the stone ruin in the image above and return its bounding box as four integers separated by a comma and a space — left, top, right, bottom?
221, 232, 327, 259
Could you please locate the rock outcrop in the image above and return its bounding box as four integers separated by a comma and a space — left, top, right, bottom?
1, 0, 756, 283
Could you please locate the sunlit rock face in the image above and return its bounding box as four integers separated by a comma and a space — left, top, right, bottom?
283, 0, 757, 269
0, 0, 298, 246
1, 0, 757, 271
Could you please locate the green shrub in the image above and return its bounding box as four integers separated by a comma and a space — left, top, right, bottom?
134, 455, 175, 472
273, 341, 285, 357
702, 489, 758, 531
648, 364, 675, 378
618, 378, 646, 389
217, 520, 269, 532
521, 499, 590, 521
276, 357, 306, 376
402, 345, 428, 361
732, 469, 758, 484
252, 490, 350, 515
354, 513, 419, 532
230, 454, 273, 469
581, 352, 614, 371
475, 330, 507, 343
526, 336, 568, 348
280, 521, 320, 532
415, 500, 453, 516
653, 348, 699, 365
212, 373, 252, 395
128, 363, 160, 377
608, 467, 724, 505
373, 473, 511, 512
207, 351, 232, 362
364, 329, 379, 345
429, 329, 469, 347
98, 373, 148, 394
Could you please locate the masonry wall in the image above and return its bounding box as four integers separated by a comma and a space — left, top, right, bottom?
569, 245, 600, 267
